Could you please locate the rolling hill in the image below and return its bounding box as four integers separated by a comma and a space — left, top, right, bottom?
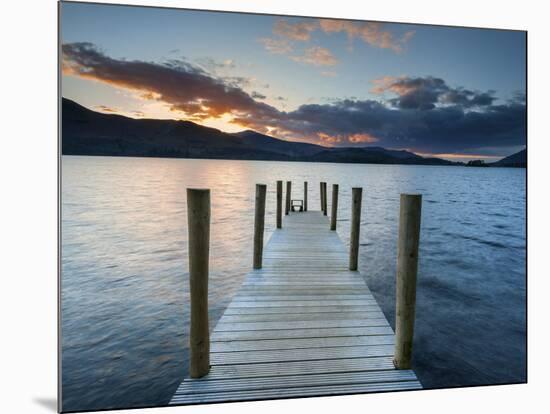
61, 98, 457, 166
491, 149, 527, 168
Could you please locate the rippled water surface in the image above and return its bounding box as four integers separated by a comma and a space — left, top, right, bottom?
61, 156, 526, 411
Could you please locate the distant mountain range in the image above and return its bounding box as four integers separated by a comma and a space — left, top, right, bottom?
61, 98, 525, 167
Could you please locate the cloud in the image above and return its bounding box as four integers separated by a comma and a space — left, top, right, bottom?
316, 132, 379, 144
260, 35, 338, 67
348, 133, 379, 143
195, 59, 251, 89
291, 46, 338, 66
62, 42, 280, 123
269, 18, 414, 53
222, 76, 253, 88
273, 19, 318, 41
234, 91, 525, 153
320, 71, 337, 77
317, 132, 343, 144
261, 18, 413, 66
319, 19, 414, 52
196, 57, 236, 72
251, 91, 267, 99
63, 43, 525, 155
259, 37, 293, 55
440, 89, 496, 107
372, 76, 496, 110
261, 97, 526, 153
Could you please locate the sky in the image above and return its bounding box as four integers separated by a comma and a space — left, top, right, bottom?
60, 1, 526, 162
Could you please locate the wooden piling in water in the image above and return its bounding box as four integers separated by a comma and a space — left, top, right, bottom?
253, 184, 267, 269
304, 181, 308, 211
393, 194, 422, 370
330, 184, 339, 231
276, 180, 283, 229
322, 182, 328, 216
186, 188, 211, 378
285, 181, 291, 215
349, 187, 362, 271
319, 181, 325, 211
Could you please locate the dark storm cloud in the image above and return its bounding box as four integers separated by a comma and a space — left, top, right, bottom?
373, 76, 498, 110
63, 42, 526, 154
270, 98, 526, 153
389, 77, 446, 110
440, 89, 496, 107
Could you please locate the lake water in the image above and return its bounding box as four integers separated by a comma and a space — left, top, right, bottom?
61, 156, 526, 412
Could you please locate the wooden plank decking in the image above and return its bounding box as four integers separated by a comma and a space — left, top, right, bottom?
170, 211, 421, 405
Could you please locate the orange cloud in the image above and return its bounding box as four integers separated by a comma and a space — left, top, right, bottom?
370, 76, 403, 94
371, 75, 429, 98
273, 19, 318, 41
319, 19, 414, 53
348, 133, 379, 143
260, 18, 411, 69
316, 132, 379, 145
319, 19, 356, 36
317, 132, 342, 144
291, 46, 338, 67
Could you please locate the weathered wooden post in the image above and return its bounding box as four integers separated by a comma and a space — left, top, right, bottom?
324, 183, 328, 215
276, 180, 283, 228
330, 184, 339, 231
304, 181, 308, 211
285, 181, 291, 215
393, 194, 422, 370
319, 181, 324, 211
187, 188, 211, 378
253, 184, 267, 269
349, 187, 362, 271
322, 182, 328, 215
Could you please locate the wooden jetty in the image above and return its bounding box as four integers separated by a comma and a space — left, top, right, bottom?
171, 187, 422, 405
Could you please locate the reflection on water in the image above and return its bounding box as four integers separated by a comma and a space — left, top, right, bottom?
61, 156, 526, 411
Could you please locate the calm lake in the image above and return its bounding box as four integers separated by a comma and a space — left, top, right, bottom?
61, 156, 526, 411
